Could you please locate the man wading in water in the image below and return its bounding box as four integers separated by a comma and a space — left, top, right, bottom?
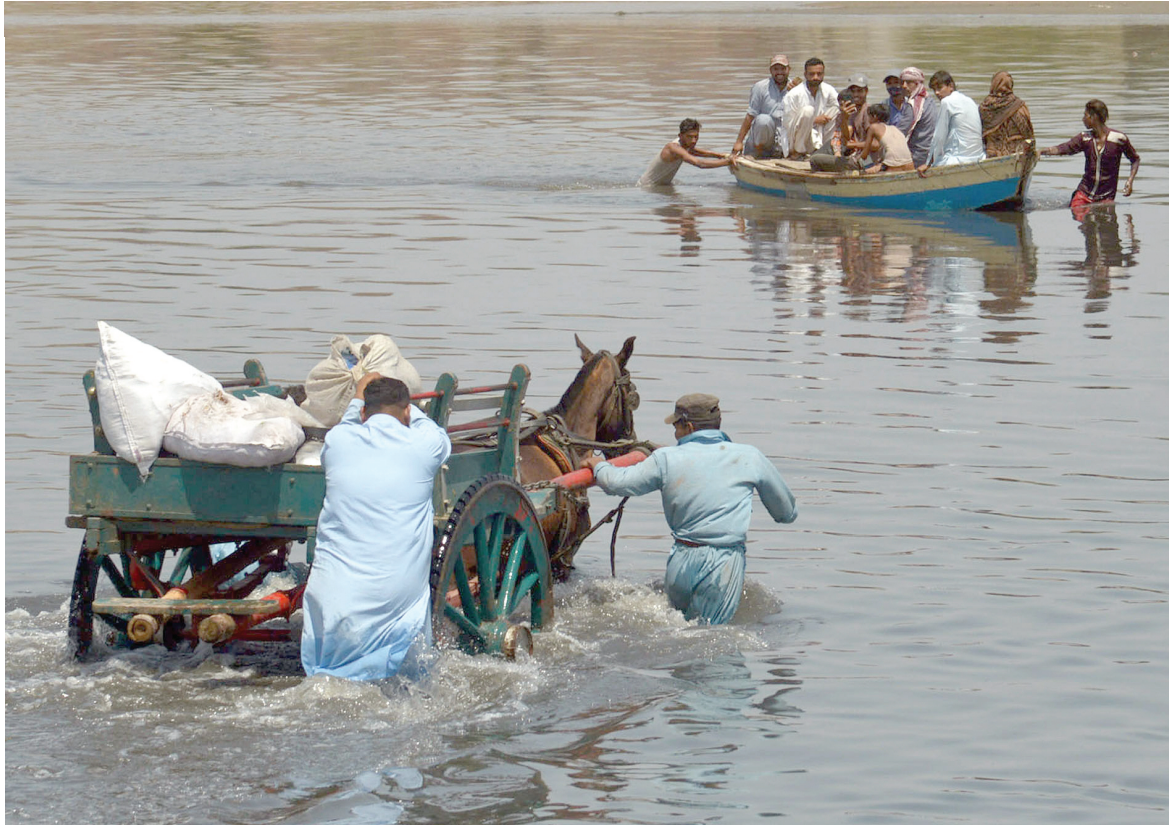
583, 394, 797, 624
1040, 99, 1140, 220
638, 118, 732, 186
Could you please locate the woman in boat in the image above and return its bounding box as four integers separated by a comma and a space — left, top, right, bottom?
1039, 99, 1140, 216
859, 103, 915, 173
979, 71, 1035, 157
638, 118, 731, 186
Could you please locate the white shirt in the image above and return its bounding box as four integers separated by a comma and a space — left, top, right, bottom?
300, 399, 451, 680
928, 90, 986, 166
780, 81, 840, 155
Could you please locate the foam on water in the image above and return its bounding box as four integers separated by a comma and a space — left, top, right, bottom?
5, 571, 803, 822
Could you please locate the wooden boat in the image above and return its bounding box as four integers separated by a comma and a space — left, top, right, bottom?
729, 147, 1037, 211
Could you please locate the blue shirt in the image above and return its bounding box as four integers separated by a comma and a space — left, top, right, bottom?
300, 399, 451, 680
593, 430, 797, 547
886, 97, 914, 136
746, 76, 790, 120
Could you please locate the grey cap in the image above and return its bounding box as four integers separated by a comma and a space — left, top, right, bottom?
846, 73, 869, 88
664, 393, 721, 427
882, 70, 901, 83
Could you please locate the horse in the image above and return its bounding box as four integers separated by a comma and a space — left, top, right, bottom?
518, 335, 640, 578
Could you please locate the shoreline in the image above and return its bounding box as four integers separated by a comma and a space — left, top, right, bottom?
792, 0, 1166, 16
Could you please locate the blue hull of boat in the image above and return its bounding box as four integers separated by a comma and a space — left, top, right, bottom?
734, 175, 1025, 211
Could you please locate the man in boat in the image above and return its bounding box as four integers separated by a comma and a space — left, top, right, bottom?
639, 118, 732, 186
731, 54, 801, 158
882, 71, 914, 137
839, 74, 872, 155
1039, 99, 1140, 219
300, 373, 452, 682
780, 57, 840, 160
810, 74, 871, 171
899, 67, 939, 167
917, 70, 985, 173
582, 394, 797, 625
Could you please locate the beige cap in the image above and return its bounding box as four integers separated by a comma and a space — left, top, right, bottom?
770, 54, 789, 67
664, 393, 722, 427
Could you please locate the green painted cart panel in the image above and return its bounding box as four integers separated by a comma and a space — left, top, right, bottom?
68, 361, 543, 528
69, 454, 326, 526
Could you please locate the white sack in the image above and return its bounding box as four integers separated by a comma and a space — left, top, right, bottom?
293, 440, 323, 467
94, 321, 223, 478
239, 392, 325, 430
163, 390, 305, 467
300, 334, 422, 427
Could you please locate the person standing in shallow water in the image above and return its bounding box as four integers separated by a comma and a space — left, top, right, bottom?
582, 394, 797, 625
1040, 98, 1140, 219
637, 118, 731, 186
300, 373, 451, 681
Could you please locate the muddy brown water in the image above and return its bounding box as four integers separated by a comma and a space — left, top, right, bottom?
6, 3, 1167, 823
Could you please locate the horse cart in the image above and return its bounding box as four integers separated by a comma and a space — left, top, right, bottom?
67, 350, 644, 663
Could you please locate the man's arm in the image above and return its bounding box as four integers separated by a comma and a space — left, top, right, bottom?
1122, 138, 1140, 197
408, 404, 452, 466
860, 123, 882, 163
1039, 134, 1082, 157
666, 142, 731, 169
584, 452, 664, 497
734, 82, 767, 154
337, 397, 364, 426
733, 112, 754, 154
815, 92, 839, 128
755, 452, 798, 524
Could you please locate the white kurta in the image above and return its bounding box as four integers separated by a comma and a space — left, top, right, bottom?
300, 399, 451, 681
928, 90, 986, 166
780, 81, 840, 156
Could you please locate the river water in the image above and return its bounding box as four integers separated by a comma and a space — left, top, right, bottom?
5, 2, 1168, 824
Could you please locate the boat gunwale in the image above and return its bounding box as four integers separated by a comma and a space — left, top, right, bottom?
730, 150, 1031, 185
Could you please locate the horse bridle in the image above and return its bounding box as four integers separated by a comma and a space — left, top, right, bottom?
597, 357, 640, 451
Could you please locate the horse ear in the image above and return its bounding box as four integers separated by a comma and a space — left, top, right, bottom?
616, 336, 635, 369
575, 334, 593, 364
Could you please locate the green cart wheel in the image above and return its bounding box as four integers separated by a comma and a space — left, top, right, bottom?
431, 475, 553, 658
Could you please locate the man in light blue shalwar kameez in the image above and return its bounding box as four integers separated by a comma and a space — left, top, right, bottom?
584, 394, 797, 625
300, 374, 451, 681
920, 69, 986, 169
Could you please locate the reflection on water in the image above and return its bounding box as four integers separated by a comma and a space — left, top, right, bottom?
649, 187, 1150, 348
725, 195, 1049, 336
1066, 204, 1140, 314
651, 201, 721, 258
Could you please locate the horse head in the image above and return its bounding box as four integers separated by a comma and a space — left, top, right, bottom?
548, 335, 640, 456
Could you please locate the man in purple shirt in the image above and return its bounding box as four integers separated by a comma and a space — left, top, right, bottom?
1040, 98, 1140, 217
